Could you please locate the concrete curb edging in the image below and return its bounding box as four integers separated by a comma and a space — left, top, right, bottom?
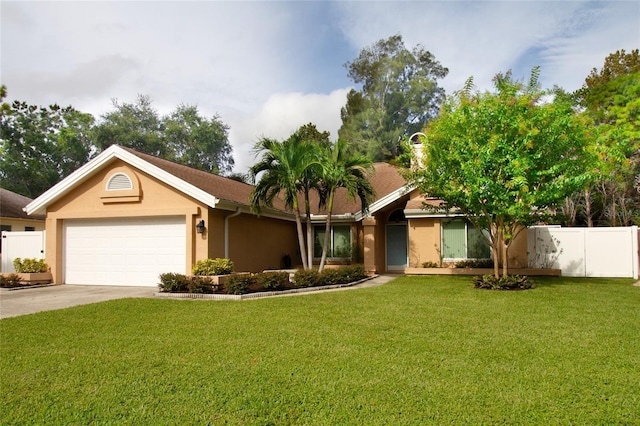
153, 275, 380, 300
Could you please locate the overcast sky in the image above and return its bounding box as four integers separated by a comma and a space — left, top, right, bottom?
2, 1, 638, 173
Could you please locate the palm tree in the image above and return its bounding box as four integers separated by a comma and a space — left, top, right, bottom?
317, 139, 375, 272
249, 136, 320, 270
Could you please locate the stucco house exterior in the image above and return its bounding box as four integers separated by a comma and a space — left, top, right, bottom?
25, 144, 527, 287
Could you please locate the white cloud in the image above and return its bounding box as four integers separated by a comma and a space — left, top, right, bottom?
1, 0, 637, 178
228, 89, 350, 173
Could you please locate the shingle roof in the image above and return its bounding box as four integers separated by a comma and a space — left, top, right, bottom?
122, 147, 289, 211
124, 147, 409, 217
308, 162, 408, 215
0, 188, 45, 220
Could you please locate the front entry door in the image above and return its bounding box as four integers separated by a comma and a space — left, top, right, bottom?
386, 224, 408, 271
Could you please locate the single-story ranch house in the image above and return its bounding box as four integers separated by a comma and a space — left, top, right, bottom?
25, 144, 528, 286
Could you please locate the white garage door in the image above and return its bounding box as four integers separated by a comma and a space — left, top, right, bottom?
64, 217, 186, 286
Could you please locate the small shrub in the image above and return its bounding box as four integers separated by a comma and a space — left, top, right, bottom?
293, 269, 320, 287
473, 274, 534, 290
421, 261, 439, 268
188, 276, 215, 294
256, 271, 289, 291
192, 258, 234, 276
0, 273, 22, 288
158, 273, 190, 292
224, 274, 255, 295
455, 259, 494, 268
319, 268, 342, 285
13, 258, 48, 273
333, 264, 366, 284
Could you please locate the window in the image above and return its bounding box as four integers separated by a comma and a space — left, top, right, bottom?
106, 173, 133, 191
314, 225, 352, 258
24, 226, 35, 231
442, 219, 491, 259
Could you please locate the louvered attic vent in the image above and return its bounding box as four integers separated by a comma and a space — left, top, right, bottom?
107, 173, 133, 191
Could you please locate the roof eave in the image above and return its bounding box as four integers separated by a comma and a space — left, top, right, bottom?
24, 145, 220, 216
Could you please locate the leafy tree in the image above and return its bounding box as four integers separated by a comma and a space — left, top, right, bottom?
576, 49, 640, 226
407, 68, 594, 278
339, 34, 448, 162
0, 86, 94, 197
317, 139, 374, 272
164, 104, 233, 175
94, 95, 165, 157
94, 95, 234, 175
249, 135, 322, 270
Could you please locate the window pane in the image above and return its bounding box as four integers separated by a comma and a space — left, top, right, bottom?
314, 227, 326, 258
467, 226, 491, 259
442, 220, 466, 258
332, 226, 351, 258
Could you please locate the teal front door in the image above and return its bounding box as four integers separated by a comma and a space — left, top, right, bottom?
386, 224, 408, 270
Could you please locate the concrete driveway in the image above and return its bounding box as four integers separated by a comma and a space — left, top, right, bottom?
0, 285, 155, 319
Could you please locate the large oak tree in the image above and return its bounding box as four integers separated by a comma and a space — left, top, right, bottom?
339, 35, 448, 162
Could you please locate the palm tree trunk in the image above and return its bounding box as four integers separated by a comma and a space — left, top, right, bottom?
293, 208, 308, 270
318, 191, 335, 272
304, 193, 313, 269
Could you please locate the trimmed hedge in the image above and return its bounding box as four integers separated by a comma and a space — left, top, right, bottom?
192, 258, 234, 276
256, 271, 289, 291
159, 265, 366, 295
158, 273, 216, 293
294, 265, 367, 287
224, 274, 254, 295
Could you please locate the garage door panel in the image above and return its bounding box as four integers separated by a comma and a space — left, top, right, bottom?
64, 217, 186, 286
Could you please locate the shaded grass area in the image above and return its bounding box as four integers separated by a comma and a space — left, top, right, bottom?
1, 276, 639, 424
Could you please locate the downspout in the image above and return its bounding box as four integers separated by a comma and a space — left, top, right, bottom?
224, 208, 242, 258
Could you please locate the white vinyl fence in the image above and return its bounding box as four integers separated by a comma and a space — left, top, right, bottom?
528, 226, 639, 279
1, 231, 46, 273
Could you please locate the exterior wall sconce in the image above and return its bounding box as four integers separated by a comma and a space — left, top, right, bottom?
196, 219, 205, 234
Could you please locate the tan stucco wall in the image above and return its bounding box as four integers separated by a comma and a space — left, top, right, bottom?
408, 218, 441, 267
44, 160, 207, 283
225, 213, 298, 272
506, 229, 528, 268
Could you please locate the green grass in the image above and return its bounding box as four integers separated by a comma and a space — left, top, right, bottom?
1, 276, 639, 425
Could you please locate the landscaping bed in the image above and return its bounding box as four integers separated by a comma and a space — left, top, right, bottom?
157, 263, 369, 298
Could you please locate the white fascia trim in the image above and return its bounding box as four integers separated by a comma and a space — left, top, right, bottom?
25, 145, 220, 216
404, 209, 466, 219
353, 184, 414, 221
221, 201, 296, 222
307, 213, 356, 224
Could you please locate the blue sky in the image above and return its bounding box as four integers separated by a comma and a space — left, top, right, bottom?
2, 1, 638, 173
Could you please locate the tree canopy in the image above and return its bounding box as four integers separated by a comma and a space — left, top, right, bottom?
339, 34, 448, 162
574, 49, 640, 226
407, 68, 594, 278
94, 96, 234, 175
0, 86, 94, 197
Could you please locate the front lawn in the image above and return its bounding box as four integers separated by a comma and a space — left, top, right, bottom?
1, 276, 638, 424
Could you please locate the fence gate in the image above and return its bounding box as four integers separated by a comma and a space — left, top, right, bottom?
1, 231, 46, 273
